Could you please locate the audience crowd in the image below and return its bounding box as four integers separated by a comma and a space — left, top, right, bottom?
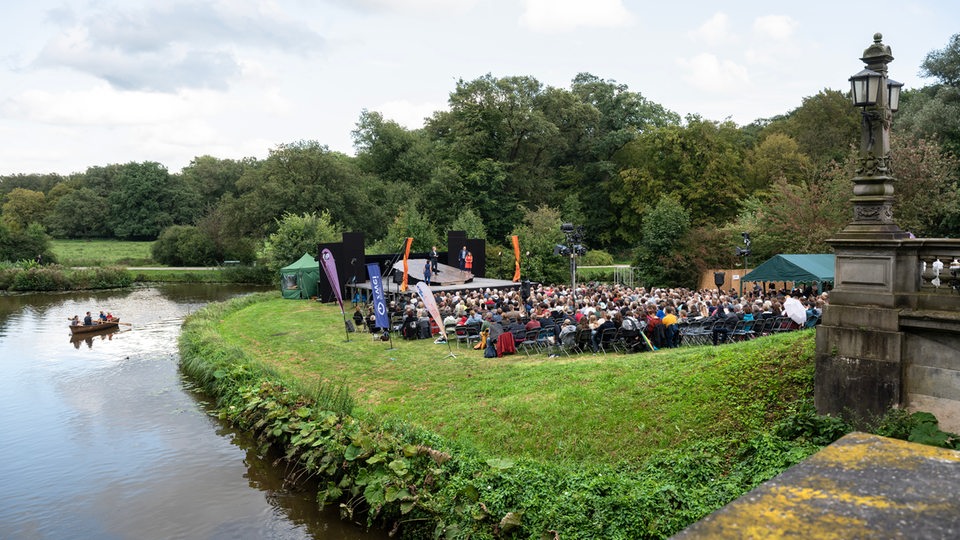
353, 281, 828, 355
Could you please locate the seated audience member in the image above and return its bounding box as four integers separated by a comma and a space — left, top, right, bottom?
712, 305, 740, 345
591, 312, 616, 352
558, 318, 578, 348
402, 308, 418, 339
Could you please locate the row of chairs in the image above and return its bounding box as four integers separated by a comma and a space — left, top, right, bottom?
675, 316, 805, 346
441, 315, 812, 357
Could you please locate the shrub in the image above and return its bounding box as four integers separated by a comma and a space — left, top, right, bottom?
69, 266, 134, 289
153, 225, 219, 266
10, 265, 71, 291
219, 265, 274, 285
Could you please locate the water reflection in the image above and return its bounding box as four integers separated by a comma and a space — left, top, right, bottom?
0, 284, 384, 540
70, 328, 125, 348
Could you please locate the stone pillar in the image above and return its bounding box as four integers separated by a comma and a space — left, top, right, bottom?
815, 239, 909, 420
815, 34, 909, 422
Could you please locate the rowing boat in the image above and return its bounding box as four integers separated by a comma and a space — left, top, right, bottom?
69, 320, 120, 335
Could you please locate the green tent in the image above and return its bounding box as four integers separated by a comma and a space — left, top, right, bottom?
280, 253, 319, 299
742, 254, 835, 284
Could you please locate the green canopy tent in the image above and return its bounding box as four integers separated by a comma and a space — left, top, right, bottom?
280, 253, 319, 299
742, 254, 835, 291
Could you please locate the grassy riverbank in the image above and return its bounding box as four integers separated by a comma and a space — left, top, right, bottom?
216, 297, 815, 463
181, 293, 847, 538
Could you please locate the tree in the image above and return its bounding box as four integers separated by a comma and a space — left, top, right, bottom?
45, 186, 111, 238
509, 205, 567, 285
107, 162, 202, 239
763, 89, 860, 165
751, 171, 851, 254
562, 74, 681, 247
368, 205, 440, 255
179, 155, 249, 208
224, 141, 400, 241
0, 173, 63, 200
260, 211, 344, 272
0, 222, 54, 263
743, 133, 812, 195
152, 225, 218, 266
450, 208, 487, 240
352, 110, 437, 187
921, 33, 960, 87
2, 188, 47, 231
896, 34, 960, 158
194, 201, 258, 264
569, 73, 680, 158
890, 134, 960, 237
612, 117, 748, 241
634, 194, 692, 287
424, 75, 562, 238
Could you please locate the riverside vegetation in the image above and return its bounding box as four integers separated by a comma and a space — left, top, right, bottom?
0, 240, 272, 292
178, 293, 959, 539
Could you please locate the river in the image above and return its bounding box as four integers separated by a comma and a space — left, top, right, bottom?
0, 285, 384, 540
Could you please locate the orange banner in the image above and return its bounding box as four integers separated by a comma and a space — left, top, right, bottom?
401, 237, 413, 292
512, 235, 521, 282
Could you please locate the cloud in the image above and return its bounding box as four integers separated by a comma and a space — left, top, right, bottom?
374, 99, 447, 129
32, 2, 324, 92
3, 83, 224, 126
752, 15, 797, 40
337, 0, 480, 14
690, 12, 735, 45
746, 15, 799, 66
520, 0, 633, 33
678, 53, 750, 93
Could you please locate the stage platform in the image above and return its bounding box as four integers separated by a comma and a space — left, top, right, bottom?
346, 258, 519, 301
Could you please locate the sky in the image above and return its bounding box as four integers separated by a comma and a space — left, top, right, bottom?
1, 0, 958, 176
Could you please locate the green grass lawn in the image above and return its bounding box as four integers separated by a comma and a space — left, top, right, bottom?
51, 239, 155, 267
215, 297, 816, 465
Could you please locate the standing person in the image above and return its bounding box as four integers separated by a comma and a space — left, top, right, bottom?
465, 251, 474, 278
423, 259, 432, 286
429, 246, 440, 274
458, 245, 467, 278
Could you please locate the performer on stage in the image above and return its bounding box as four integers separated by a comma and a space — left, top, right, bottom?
430, 246, 440, 274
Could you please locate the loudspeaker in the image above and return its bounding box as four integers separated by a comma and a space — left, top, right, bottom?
714, 272, 726, 288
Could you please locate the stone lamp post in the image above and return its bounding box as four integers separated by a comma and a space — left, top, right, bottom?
841, 33, 906, 239
815, 34, 911, 422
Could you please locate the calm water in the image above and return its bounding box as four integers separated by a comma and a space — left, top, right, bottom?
0, 285, 383, 540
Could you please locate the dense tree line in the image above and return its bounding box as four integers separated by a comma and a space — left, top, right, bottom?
3, 35, 960, 286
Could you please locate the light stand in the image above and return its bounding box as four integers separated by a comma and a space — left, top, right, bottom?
555, 223, 587, 305
735, 232, 751, 297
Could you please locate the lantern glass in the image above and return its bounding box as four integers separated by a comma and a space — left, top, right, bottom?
887, 79, 904, 112
849, 69, 882, 107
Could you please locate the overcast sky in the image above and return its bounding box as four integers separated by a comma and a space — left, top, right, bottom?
1, 0, 957, 176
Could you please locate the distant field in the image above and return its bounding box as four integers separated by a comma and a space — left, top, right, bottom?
51, 239, 156, 267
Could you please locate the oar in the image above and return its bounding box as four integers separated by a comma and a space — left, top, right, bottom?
117, 322, 132, 326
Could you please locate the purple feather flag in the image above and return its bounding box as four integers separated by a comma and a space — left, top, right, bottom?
319, 249, 344, 314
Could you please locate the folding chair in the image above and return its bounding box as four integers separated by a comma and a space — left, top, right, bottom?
597, 327, 619, 355
454, 325, 476, 348
573, 328, 592, 354
518, 329, 541, 356
730, 320, 754, 342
